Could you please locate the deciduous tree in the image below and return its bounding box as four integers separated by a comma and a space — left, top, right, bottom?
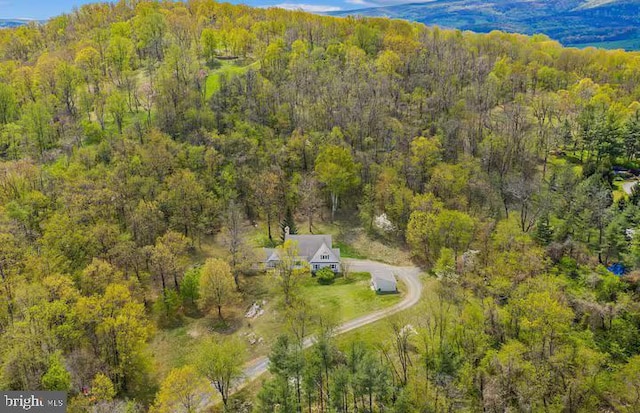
195, 337, 245, 408
151, 365, 212, 413
197, 258, 236, 319
314, 145, 360, 220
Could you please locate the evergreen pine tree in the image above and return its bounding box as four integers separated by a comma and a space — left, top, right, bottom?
281, 207, 298, 241
534, 215, 554, 245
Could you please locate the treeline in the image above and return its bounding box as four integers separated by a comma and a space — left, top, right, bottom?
0, 0, 640, 411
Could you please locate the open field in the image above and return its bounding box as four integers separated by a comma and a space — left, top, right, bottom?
150, 256, 408, 377
205, 59, 260, 99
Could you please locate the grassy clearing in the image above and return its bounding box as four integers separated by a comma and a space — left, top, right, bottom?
150, 270, 404, 375
246, 222, 277, 248
343, 229, 413, 266
205, 59, 260, 99
151, 216, 412, 380
150, 317, 213, 378
229, 270, 402, 360
149, 277, 279, 376
230, 275, 286, 361
300, 271, 403, 322
548, 153, 583, 176
334, 241, 367, 259
333, 314, 395, 351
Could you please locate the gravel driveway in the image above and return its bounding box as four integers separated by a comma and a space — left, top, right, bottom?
623, 180, 638, 195
239, 258, 423, 387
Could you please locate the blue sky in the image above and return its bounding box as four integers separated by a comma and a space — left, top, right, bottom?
0, 0, 99, 20
0, 0, 412, 20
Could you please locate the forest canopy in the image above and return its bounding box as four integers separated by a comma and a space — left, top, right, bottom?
1, 1, 640, 412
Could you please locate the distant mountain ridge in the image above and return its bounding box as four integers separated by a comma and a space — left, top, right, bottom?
0, 19, 37, 28
329, 0, 640, 50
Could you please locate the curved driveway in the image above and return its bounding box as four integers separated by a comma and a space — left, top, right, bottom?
239, 258, 423, 388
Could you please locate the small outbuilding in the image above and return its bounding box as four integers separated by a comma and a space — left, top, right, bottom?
370, 272, 397, 294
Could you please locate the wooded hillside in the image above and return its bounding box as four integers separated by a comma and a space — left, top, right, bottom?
2, 1, 640, 412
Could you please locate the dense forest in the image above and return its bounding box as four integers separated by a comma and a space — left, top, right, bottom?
2, 1, 640, 412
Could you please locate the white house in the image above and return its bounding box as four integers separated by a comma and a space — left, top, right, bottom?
370, 272, 397, 293
263, 229, 341, 273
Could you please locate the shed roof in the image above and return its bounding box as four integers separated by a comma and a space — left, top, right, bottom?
372, 271, 397, 283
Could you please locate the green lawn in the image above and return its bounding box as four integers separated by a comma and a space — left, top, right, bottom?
205, 59, 260, 99
299, 271, 402, 321
150, 317, 212, 378
149, 270, 403, 375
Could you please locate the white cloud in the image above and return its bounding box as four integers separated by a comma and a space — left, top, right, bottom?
274, 3, 342, 12
346, 0, 378, 6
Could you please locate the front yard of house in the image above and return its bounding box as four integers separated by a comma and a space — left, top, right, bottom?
150, 268, 403, 379
300, 271, 403, 321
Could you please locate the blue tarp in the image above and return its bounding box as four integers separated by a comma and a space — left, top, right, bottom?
607, 263, 625, 276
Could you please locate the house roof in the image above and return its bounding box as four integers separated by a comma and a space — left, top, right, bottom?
309, 242, 340, 263
262, 234, 341, 265
285, 234, 333, 260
